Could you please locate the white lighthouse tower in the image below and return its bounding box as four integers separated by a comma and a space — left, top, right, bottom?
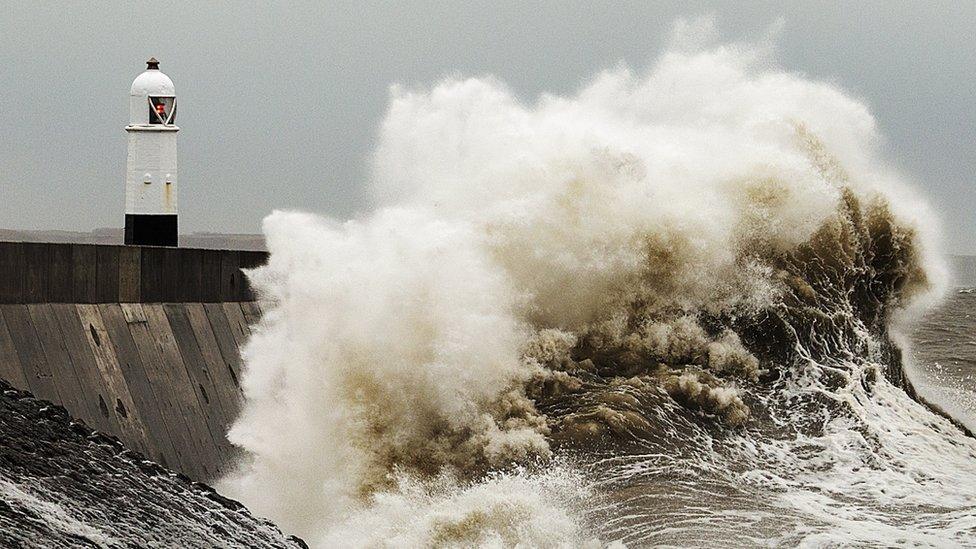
124, 57, 179, 246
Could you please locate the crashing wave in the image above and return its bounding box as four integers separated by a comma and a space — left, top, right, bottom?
218, 18, 973, 547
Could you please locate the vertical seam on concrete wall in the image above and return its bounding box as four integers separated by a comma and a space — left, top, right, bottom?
163, 303, 230, 469
1, 304, 60, 402
76, 304, 152, 458
144, 303, 222, 480
27, 304, 90, 423
184, 303, 240, 458
0, 306, 29, 389
123, 302, 206, 477
121, 302, 193, 473
203, 303, 244, 391
51, 303, 117, 435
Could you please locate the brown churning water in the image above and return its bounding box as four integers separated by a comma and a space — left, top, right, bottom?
216, 20, 976, 548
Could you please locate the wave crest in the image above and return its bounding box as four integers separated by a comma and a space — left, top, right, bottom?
220, 23, 948, 545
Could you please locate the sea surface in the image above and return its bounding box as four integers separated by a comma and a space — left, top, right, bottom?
911, 288, 976, 433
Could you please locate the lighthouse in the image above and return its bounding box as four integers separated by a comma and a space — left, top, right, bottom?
124, 57, 179, 247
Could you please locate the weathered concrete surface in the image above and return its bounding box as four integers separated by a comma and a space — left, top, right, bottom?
0, 241, 265, 482
0, 242, 267, 303
0, 301, 258, 482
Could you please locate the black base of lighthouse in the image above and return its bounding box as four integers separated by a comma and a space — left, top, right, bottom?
125, 214, 178, 247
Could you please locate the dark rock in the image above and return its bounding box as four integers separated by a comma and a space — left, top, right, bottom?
0, 379, 303, 548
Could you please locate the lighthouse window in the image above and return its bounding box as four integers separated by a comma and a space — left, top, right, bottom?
148, 96, 176, 124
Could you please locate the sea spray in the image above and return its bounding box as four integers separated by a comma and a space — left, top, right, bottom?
220, 18, 963, 546
221, 209, 553, 537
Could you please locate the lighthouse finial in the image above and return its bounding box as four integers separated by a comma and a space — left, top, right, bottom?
146, 57, 159, 70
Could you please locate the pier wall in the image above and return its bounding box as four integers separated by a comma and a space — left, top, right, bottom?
0, 242, 267, 481
0, 241, 267, 303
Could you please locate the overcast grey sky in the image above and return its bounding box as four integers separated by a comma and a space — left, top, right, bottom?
1, 2, 974, 252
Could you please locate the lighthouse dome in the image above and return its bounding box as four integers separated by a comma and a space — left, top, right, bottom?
130, 69, 175, 96
128, 58, 178, 126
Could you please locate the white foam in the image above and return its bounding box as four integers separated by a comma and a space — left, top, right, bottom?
220, 16, 951, 546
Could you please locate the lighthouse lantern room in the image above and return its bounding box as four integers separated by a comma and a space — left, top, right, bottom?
124, 57, 179, 247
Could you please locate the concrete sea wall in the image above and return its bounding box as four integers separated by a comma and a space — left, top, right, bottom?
0, 242, 268, 481
0, 242, 266, 303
